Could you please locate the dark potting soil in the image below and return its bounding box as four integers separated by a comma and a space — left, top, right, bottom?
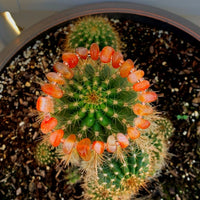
0, 14, 200, 200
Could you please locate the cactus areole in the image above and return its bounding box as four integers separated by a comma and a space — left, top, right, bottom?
35, 43, 171, 199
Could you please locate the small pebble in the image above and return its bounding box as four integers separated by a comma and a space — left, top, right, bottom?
16, 187, 22, 195
0, 144, 6, 150
183, 131, 187, 136
25, 82, 31, 87
29, 182, 36, 193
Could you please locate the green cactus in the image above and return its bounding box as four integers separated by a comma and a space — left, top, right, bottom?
84, 146, 153, 199
65, 16, 121, 51
32, 14, 175, 199
35, 16, 174, 197
35, 142, 56, 166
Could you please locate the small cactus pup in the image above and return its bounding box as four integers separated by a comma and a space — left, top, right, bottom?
65, 16, 121, 51
35, 142, 56, 166
35, 43, 173, 199
155, 117, 174, 140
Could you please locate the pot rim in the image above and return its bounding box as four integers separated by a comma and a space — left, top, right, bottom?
0, 1, 200, 71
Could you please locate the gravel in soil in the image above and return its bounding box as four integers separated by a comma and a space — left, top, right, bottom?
0, 15, 200, 200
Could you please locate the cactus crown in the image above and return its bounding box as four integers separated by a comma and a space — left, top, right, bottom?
53, 62, 136, 141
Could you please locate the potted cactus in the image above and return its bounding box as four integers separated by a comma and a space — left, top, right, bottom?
0, 3, 199, 200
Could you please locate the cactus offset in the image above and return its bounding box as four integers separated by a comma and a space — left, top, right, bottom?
35, 142, 56, 166
155, 117, 174, 140
65, 16, 121, 51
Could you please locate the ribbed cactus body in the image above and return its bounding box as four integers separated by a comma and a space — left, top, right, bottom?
84, 145, 154, 199
53, 63, 136, 141
65, 16, 121, 51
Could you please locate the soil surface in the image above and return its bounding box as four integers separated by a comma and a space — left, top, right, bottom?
0, 14, 200, 200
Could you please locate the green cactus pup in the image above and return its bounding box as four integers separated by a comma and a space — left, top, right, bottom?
35, 142, 56, 166
155, 117, 174, 139
35, 43, 173, 199
65, 16, 121, 51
